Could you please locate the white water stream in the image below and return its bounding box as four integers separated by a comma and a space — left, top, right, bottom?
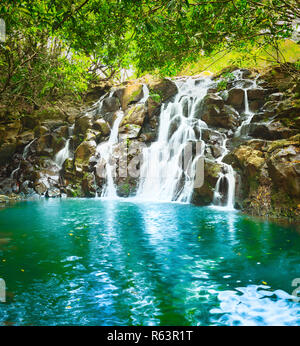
54, 125, 74, 168
136, 78, 210, 203
93, 72, 263, 209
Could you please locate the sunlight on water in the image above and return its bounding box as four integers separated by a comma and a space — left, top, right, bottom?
0, 199, 299, 326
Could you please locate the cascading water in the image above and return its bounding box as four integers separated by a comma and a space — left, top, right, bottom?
136, 78, 211, 203
235, 73, 260, 137
10, 138, 37, 179
96, 77, 240, 208
54, 125, 74, 168
212, 137, 235, 210
96, 110, 125, 198
95, 84, 149, 199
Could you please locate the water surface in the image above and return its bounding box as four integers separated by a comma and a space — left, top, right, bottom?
0, 199, 299, 326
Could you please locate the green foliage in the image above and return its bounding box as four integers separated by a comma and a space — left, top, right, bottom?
217, 80, 228, 92
217, 71, 235, 91
149, 93, 162, 103
0, 0, 298, 113
120, 183, 130, 195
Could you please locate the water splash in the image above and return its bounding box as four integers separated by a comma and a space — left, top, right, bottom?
136, 77, 211, 202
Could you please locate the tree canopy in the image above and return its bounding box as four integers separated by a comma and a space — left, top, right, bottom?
0, 0, 299, 107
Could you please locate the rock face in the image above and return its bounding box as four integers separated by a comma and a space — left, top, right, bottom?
192, 160, 222, 205
0, 66, 299, 220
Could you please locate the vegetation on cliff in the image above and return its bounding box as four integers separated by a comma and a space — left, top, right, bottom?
0, 0, 299, 116
0, 1, 299, 220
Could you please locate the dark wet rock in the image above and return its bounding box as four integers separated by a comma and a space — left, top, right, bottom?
192, 159, 222, 205
98, 96, 120, 114
92, 119, 110, 136
75, 140, 96, 163
249, 122, 298, 140
21, 115, 39, 130
226, 88, 245, 110
146, 97, 161, 118
54, 125, 69, 139
74, 115, 92, 137
0, 143, 17, 165
247, 89, 268, 101
147, 77, 178, 102
202, 102, 239, 130
268, 92, 284, 101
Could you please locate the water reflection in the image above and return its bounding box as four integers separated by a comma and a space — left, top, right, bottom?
0, 199, 299, 325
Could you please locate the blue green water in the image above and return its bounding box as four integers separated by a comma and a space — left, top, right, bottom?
0, 199, 299, 326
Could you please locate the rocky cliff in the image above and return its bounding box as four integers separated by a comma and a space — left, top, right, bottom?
0, 65, 299, 220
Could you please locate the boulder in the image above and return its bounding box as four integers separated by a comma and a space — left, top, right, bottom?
192, 159, 223, 205
98, 96, 120, 114
85, 129, 102, 142
54, 125, 69, 139
268, 144, 300, 198
201, 103, 239, 130
45, 187, 61, 198
249, 122, 298, 140
0, 143, 17, 165
36, 134, 54, 156
34, 182, 47, 195
268, 92, 284, 101
34, 125, 48, 137
92, 119, 110, 136
202, 93, 224, 108
226, 88, 245, 110
119, 83, 144, 110
147, 77, 178, 102
119, 124, 142, 140
247, 89, 268, 101
121, 104, 147, 127
228, 145, 265, 176
75, 140, 96, 163
41, 120, 65, 131
74, 115, 92, 136
21, 115, 39, 130
146, 97, 161, 118
0, 121, 21, 145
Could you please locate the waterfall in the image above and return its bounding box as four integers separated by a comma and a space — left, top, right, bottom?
139, 84, 150, 104
235, 74, 260, 137
23, 138, 37, 159
135, 77, 210, 203
54, 125, 74, 168
212, 135, 236, 210
96, 110, 125, 198
94, 75, 251, 208
11, 138, 37, 179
